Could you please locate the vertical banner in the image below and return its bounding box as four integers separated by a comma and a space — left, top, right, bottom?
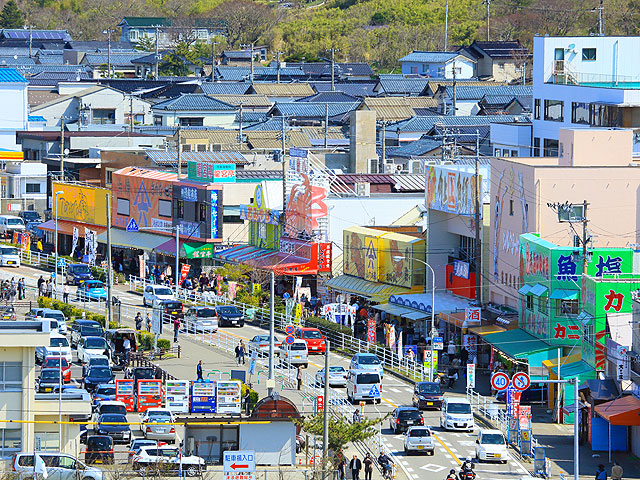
294, 276, 302, 301
367, 318, 376, 344
216, 274, 223, 296
228, 281, 237, 301
71, 227, 78, 257
179, 265, 191, 286
139, 254, 145, 279
466, 363, 476, 389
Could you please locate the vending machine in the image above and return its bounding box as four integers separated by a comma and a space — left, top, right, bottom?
216, 380, 242, 414
190, 380, 216, 413
165, 380, 190, 413
137, 379, 163, 413
115, 379, 135, 412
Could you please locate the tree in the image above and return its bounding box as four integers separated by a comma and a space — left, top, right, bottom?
135, 36, 156, 52
209, 0, 276, 47
0, 0, 23, 29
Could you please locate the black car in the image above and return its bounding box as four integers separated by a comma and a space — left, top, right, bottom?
159, 300, 184, 321
216, 305, 244, 327
20, 210, 41, 223
496, 383, 547, 404
71, 320, 104, 348
83, 366, 114, 392
412, 382, 444, 410
85, 435, 114, 464
66, 263, 93, 286
389, 406, 424, 434
37, 368, 64, 393
95, 413, 132, 444
0, 305, 16, 321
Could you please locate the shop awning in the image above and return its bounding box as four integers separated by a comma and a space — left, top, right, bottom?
550, 360, 594, 378
483, 328, 554, 359
96, 228, 168, 250
518, 284, 533, 295
594, 395, 640, 426
214, 245, 319, 275
529, 284, 548, 296
38, 219, 106, 236
550, 289, 580, 300
583, 379, 620, 402
326, 274, 413, 303
389, 292, 473, 314
469, 325, 507, 336
372, 303, 429, 320
156, 239, 217, 259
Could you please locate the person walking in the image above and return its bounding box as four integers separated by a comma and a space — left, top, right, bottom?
196, 360, 203, 381
235, 342, 244, 366
363, 453, 373, 480
349, 455, 362, 480
45, 280, 52, 298
63, 283, 70, 303
297, 366, 303, 390
123, 336, 131, 365
239, 340, 246, 364
611, 462, 623, 480
146, 313, 152, 332
353, 408, 361, 423
173, 317, 180, 343
17, 277, 24, 300
596, 464, 607, 480
135, 313, 142, 331
337, 454, 346, 480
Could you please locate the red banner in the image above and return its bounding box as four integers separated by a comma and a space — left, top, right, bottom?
179, 264, 190, 286
367, 318, 376, 344
139, 255, 145, 279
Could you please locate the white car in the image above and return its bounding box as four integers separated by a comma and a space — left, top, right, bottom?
315, 366, 347, 387
278, 339, 308, 367
404, 426, 435, 455
248, 334, 280, 355
141, 408, 178, 443
36, 333, 72, 364
77, 336, 110, 363
143, 285, 175, 307
350, 353, 384, 379
475, 429, 508, 463
132, 445, 206, 477
0, 245, 20, 267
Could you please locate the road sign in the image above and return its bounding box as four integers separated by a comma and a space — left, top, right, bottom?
223, 450, 255, 473
368, 385, 380, 397
512, 372, 531, 391
285, 325, 295, 335
51, 272, 56, 279
433, 337, 444, 350
285, 335, 295, 344
126, 218, 139, 232
316, 395, 324, 413
490, 372, 510, 391
57, 258, 66, 267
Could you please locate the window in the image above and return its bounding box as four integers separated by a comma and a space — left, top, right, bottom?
582, 48, 596, 61
554, 48, 565, 61
422, 64, 428, 73
410, 66, 418, 74
176, 200, 184, 219
543, 138, 559, 157
116, 198, 130, 216
494, 148, 501, 156
526, 295, 533, 310
557, 299, 579, 316
158, 199, 172, 218
584, 321, 594, 346
92, 109, 115, 125
129, 30, 139, 40
458, 236, 476, 267
533, 137, 540, 157
534, 99, 540, 120
257, 222, 267, 240
0, 428, 21, 458
509, 199, 514, 216
199, 203, 207, 222
105, 169, 114, 186
25, 183, 40, 193
573, 235, 581, 248
572, 102, 590, 124
539, 296, 548, 315
179, 117, 204, 127
153, 116, 162, 126
511, 150, 518, 157
0, 362, 21, 391
197, 144, 207, 152
544, 100, 564, 122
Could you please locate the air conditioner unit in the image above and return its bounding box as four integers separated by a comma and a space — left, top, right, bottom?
409, 159, 423, 174
355, 182, 370, 197
369, 158, 378, 174
384, 163, 395, 173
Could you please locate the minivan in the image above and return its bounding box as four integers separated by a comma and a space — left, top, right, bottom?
346, 369, 382, 404
440, 397, 474, 431
278, 339, 308, 367
184, 306, 217, 333
0, 215, 25, 237
350, 353, 384, 378
0, 245, 20, 267
12, 452, 104, 480
475, 428, 508, 463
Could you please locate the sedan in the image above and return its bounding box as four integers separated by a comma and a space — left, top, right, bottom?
315, 366, 347, 387
142, 414, 177, 443
404, 426, 435, 455
77, 280, 108, 302
248, 335, 280, 355
96, 413, 132, 444
216, 305, 244, 327
92, 384, 117, 408
389, 406, 424, 434
42, 356, 71, 383
36, 368, 65, 393
83, 366, 114, 392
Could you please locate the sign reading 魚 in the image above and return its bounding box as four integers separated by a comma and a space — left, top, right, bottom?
188, 161, 236, 183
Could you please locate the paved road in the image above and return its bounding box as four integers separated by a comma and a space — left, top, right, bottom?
3, 263, 531, 480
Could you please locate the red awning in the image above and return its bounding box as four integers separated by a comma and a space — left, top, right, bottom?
594, 395, 640, 426
38, 219, 106, 236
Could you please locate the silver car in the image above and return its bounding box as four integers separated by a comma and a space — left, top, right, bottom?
184, 306, 218, 333
12, 452, 103, 480
315, 366, 347, 387
404, 426, 435, 455
141, 408, 177, 443
248, 334, 280, 355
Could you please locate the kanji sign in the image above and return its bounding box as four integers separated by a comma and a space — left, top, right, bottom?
188, 161, 236, 183
553, 323, 581, 340
223, 451, 255, 473
556, 254, 577, 282
604, 289, 624, 312
316, 395, 324, 413
464, 307, 481, 324
595, 255, 623, 276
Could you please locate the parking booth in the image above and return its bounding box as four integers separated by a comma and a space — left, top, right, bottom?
191, 380, 216, 413
115, 379, 135, 412
165, 380, 190, 413
137, 379, 163, 413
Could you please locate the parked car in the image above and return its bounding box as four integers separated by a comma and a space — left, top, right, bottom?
129, 439, 165, 463
475, 429, 508, 463
412, 382, 444, 410
83, 356, 110, 377
141, 408, 177, 443
19, 210, 41, 223
85, 435, 114, 465
83, 366, 114, 392
71, 320, 103, 348
0, 245, 20, 267
216, 305, 244, 327
404, 426, 435, 455
93, 401, 127, 423
95, 413, 132, 444
92, 384, 116, 408
36, 333, 72, 364
248, 334, 279, 355
66, 263, 93, 285
495, 383, 547, 404
315, 366, 347, 387
143, 284, 175, 307
350, 353, 384, 379
12, 453, 104, 480
77, 280, 107, 302
183, 306, 218, 333
278, 339, 308, 367
0, 215, 25, 237
158, 300, 183, 321
78, 336, 110, 364
389, 406, 424, 434
132, 445, 206, 477
42, 356, 71, 383
41, 309, 68, 335
0, 305, 16, 321
295, 327, 326, 354
37, 367, 65, 393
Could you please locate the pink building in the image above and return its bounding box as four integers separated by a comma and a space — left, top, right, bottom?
490, 128, 640, 307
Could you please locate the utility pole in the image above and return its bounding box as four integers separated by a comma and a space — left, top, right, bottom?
474, 130, 482, 305
324, 103, 329, 149
322, 340, 330, 480
484, 0, 491, 41
154, 27, 159, 79
106, 193, 113, 328
597, 0, 604, 36
28, 25, 32, 58
452, 60, 457, 116
177, 125, 182, 178
330, 48, 335, 91
276, 51, 282, 84
59, 118, 65, 180
444, 0, 449, 51
281, 116, 287, 211
268, 270, 275, 395
211, 39, 218, 81
250, 43, 255, 84
238, 104, 244, 147
380, 120, 387, 173
107, 30, 111, 78
129, 95, 134, 133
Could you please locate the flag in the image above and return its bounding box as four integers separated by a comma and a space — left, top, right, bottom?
35, 454, 48, 479
71, 227, 78, 257
179, 264, 190, 286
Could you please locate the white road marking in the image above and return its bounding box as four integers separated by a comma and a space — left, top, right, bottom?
420, 464, 446, 473
388, 388, 401, 393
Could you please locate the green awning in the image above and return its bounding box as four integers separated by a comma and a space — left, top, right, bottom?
529, 284, 548, 297
550, 289, 580, 300
550, 360, 595, 379
182, 242, 214, 259
483, 328, 554, 359
518, 284, 533, 295
373, 303, 429, 320
326, 274, 413, 303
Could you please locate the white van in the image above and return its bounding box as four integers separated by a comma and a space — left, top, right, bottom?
0, 215, 24, 238
278, 339, 308, 367
440, 397, 474, 431
0, 245, 20, 267
346, 369, 382, 404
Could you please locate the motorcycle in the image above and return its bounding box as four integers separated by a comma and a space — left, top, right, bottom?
382, 463, 395, 480
459, 469, 476, 480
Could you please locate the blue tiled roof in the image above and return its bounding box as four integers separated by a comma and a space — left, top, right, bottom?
442, 85, 532, 100
480, 94, 520, 105
389, 114, 531, 132
200, 82, 251, 95
236, 111, 267, 123
214, 66, 306, 81
244, 117, 291, 131
297, 91, 359, 103
16, 65, 90, 75
389, 137, 442, 158
377, 78, 430, 95
35, 54, 64, 65
271, 101, 360, 118
399, 51, 465, 63
84, 53, 147, 67
152, 94, 236, 111
312, 82, 377, 98
0, 56, 35, 66
0, 68, 27, 83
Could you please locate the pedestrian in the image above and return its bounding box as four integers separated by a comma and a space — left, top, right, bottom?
611, 462, 623, 480
146, 313, 152, 332
349, 455, 362, 480
337, 454, 346, 480
173, 317, 180, 342
447, 340, 456, 358
407, 347, 415, 364
63, 283, 70, 303
196, 360, 203, 381
296, 365, 303, 390
353, 408, 360, 423
135, 312, 142, 331
45, 280, 52, 298
239, 340, 246, 364
363, 453, 373, 480
17, 277, 24, 300
235, 342, 244, 366
36, 239, 42, 252
596, 464, 607, 480
460, 347, 469, 366
123, 335, 131, 364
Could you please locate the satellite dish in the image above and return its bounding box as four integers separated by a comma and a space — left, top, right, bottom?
13, 55, 17, 60
64, 148, 69, 155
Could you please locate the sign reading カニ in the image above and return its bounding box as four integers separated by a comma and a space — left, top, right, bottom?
52, 182, 109, 226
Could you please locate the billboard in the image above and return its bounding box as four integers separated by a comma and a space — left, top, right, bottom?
378, 234, 423, 288
343, 227, 373, 278
284, 173, 328, 240
425, 165, 481, 217
52, 182, 109, 226
187, 161, 236, 183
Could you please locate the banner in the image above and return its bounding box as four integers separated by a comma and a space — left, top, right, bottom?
216, 274, 223, 296
71, 227, 78, 257
466, 363, 476, 389
294, 276, 303, 301
228, 281, 237, 301
367, 318, 376, 344
179, 265, 191, 286
138, 254, 145, 279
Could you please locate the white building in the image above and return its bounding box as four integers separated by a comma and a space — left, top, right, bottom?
151, 94, 237, 128
0, 68, 28, 151
0, 161, 47, 213
398, 51, 475, 79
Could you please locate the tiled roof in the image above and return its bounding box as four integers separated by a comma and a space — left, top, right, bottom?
442, 85, 532, 100
27, 71, 93, 86
0, 47, 30, 57
28, 90, 62, 106
16, 65, 90, 76
200, 82, 251, 95
236, 111, 268, 124
480, 94, 521, 105
312, 82, 377, 98
298, 91, 359, 103
389, 114, 531, 132
222, 50, 253, 59
64, 41, 135, 52
376, 78, 430, 95
399, 51, 471, 64
211, 94, 272, 107
0, 68, 27, 83
0, 56, 35, 66
359, 97, 438, 121
391, 174, 426, 192
152, 94, 236, 111
270, 101, 360, 118
97, 78, 169, 93
1, 29, 71, 41
140, 83, 203, 99
120, 17, 171, 27
215, 66, 306, 81
465, 41, 530, 59
35, 54, 64, 65
83, 53, 147, 67
389, 137, 441, 158
244, 117, 291, 131
336, 174, 394, 185
249, 83, 314, 97
284, 62, 374, 77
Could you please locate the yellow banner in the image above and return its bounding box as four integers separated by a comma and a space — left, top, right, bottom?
52, 182, 109, 226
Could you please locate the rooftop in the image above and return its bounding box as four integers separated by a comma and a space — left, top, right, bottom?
152, 94, 236, 111
399, 51, 474, 64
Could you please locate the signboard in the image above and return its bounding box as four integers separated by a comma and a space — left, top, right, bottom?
378, 235, 423, 288
425, 165, 482, 216
216, 380, 242, 414
520, 429, 533, 456
191, 380, 217, 413
491, 372, 509, 391
288, 154, 308, 174
424, 350, 439, 372
115, 378, 135, 412
52, 182, 109, 226
126, 218, 139, 232
316, 395, 324, 413
284, 172, 328, 239
180, 186, 198, 202
289, 148, 308, 159
179, 265, 191, 286
512, 372, 531, 391
464, 308, 481, 325
466, 363, 476, 389
453, 260, 470, 279
248, 350, 258, 376
367, 318, 376, 344
188, 161, 236, 183
519, 405, 532, 430
433, 337, 444, 351
152, 308, 163, 335
211, 190, 221, 239
463, 334, 477, 353
223, 451, 255, 473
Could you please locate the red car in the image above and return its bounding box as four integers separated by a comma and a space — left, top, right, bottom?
42, 356, 72, 383
295, 327, 326, 354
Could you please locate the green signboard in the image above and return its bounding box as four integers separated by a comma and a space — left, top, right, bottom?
187, 161, 236, 183
182, 242, 214, 259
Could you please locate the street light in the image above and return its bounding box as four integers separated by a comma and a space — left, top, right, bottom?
54, 191, 64, 300
54, 189, 64, 451
393, 255, 436, 381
